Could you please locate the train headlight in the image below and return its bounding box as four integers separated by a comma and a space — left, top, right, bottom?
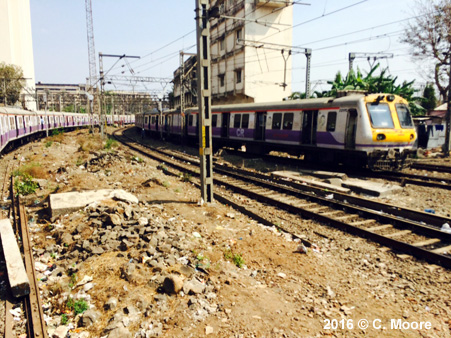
387, 95, 395, 102
376, 133, 386, 141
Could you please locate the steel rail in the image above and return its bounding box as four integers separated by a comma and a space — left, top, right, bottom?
9, 176, 48, 338
411, 162, 451, 173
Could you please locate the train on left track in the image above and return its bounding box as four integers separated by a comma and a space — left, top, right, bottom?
0, 106, 134, 153
136, 92, 417, 170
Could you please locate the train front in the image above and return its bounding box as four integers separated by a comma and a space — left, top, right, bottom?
362, 94, 417, 170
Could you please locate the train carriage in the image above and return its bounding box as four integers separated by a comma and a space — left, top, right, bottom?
150, 93, 416, 170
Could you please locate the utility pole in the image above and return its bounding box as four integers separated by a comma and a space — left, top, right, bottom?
444, 51, 451, 157
195, 0, 216, 203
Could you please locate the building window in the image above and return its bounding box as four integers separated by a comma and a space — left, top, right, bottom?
327, 112, 337, 131
219, 74, 225, 87
235, 69, 242, 84
236, 28, 242, 42
220, 38, 225, 51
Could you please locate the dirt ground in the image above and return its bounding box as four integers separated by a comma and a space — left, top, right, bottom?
1, 127, 450, 338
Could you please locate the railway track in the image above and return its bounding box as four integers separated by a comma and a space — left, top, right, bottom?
411, 162, 451, 173
204, 148, 451, 190
114, 128, 451, 269
4, 176, 48, 338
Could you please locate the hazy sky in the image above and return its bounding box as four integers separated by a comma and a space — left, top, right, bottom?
30, 0, 424, 96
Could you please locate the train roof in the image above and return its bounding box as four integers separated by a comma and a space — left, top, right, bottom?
138, 93, 407, 116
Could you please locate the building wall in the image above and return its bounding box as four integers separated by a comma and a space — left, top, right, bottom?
0, 0, 36, 110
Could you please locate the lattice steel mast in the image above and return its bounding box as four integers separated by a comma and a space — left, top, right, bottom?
85, 0, 97, 88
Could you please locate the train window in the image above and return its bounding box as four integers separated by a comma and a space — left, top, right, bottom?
242, 114, 249, 128
10, 117, 15, 128
283, 113, 293, 130
272, 113, 282, 129
151, 116, 155, 124
188, 115, 194, 127
327, 112, 337, 131
212, 114, 218, 127
145, 117, 149, 125
233, 114, 241, 128
366, 103, 394, 128
395, 104, 414, 128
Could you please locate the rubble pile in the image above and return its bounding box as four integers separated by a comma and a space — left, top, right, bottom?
31, 196, 224, 337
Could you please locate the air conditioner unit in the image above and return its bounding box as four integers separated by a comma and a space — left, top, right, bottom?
255, 0, 290, 8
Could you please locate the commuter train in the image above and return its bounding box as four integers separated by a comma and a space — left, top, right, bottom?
135, 93, 417, 170
0, 106, 134, 153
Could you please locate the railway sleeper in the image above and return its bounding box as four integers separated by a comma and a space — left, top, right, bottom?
384, 229, 412, 238
334, 214, 360, 221
431, 245, 451, 254
366, 224, 393, 232
411, 238, 441, 247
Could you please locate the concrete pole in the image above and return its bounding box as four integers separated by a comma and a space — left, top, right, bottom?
444, 52, 451, 156
195, 0, 214, 203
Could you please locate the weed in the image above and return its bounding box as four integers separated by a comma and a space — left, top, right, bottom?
104, 137, 118, 150
174, 187, 181, 193
52, 128, 64, 136
50, 252, 56, 259
66, 297, 88, 315
181, 172, 192, 182
224, 249, 245, 268
162, 181, 170, 188
68, 273, 77, 288
45, 140, 53, 148
75, 157, 84, 167
61, 314, 68, 325
132, 156, 143, 163
13, 162, 47, 179
14, 174, 38, 196
157, 163, 170, 174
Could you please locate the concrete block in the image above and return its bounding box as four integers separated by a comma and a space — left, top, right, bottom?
271, 171, 350, 194
49, 189, 139, 218
0, 219, 30, 297
342, 179, 403, 197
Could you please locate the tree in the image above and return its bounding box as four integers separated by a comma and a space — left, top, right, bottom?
401, 0, 451, 102
421, 83, 438, 111
0, 62, 26, 105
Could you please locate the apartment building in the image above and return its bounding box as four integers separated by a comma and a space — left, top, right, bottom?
174, 0, 293, 109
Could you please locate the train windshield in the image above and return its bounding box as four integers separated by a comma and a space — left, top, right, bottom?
395, 104, 414, 128
366, 103, 394, 128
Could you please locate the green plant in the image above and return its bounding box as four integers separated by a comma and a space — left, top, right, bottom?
157, 163, 169, 174
75, 157, 84, 166
181, 172, 192, 182
52, 128, 64, 136
104, 137, 118, 150
61, 314, 68, 325
162, 181, 170, 188
68, 273, 77, 288
66, 297, 88, 315
14, 174, 38, 196
45, 140, 53, 148
224, 250, 245, 268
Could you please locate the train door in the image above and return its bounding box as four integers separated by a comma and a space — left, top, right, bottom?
345, 109, 357, 149
254, 112, 266, 141
301, 110, 318, 145
221, 112, 230, 137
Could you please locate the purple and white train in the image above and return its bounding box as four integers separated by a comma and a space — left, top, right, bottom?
0, 106, 134, 153
136, 93, 417, 170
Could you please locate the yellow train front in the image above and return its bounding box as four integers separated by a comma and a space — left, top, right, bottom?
355, 93, 417, 170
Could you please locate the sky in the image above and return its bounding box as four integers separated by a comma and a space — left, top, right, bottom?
30, 0, 426, 97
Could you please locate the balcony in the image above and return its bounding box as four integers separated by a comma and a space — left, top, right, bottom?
255, 0, 291, 8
